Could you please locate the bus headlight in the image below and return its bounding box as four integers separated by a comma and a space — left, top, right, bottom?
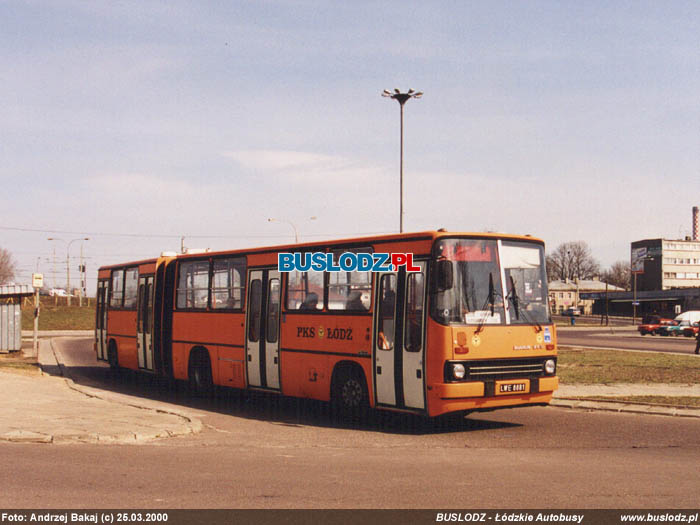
452, 363, 466, 380
544, 359, 556, 375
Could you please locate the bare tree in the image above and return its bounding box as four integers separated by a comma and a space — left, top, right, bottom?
0, 247, 17, 285
601, 260, 631, 290
546, 241, 600, 281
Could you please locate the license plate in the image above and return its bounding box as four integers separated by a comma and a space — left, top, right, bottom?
496, 380, 530, 395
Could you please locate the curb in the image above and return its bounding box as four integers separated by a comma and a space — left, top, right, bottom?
22, 330, 93, 338
550, 397, 700, 418
556, 326, 639, 333
22, 338, 204, 445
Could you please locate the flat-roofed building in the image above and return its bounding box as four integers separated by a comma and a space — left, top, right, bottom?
631, 238, 700, 291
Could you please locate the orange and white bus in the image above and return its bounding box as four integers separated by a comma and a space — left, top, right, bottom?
95, 231, 558, 419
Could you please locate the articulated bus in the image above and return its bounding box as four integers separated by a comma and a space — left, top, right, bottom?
95, 231, 558, 419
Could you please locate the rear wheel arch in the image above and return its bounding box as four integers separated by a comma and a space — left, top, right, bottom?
107, 339, 119, 369
188, 345, 214, 395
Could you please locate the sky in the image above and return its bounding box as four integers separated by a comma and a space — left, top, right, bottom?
2, 0, 699, 294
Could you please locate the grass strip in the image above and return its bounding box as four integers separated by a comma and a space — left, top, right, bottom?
21, 302, 96, 331
558, 347, 700, 384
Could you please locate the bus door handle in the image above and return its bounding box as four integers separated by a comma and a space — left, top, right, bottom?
376, 366, 382, 375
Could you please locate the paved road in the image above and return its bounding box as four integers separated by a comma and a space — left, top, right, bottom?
1, 337, 698, 508
558, 327, 699, 354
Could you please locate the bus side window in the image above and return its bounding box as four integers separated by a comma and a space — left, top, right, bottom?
176, 260, 210, 310
286, 270, 323, 311
123, 268, 139, 309
110, 270, 124, 308
327, 248, 372, 312
212, 257, 246, 309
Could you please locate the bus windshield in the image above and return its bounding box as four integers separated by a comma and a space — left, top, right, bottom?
431, 238, 550, 326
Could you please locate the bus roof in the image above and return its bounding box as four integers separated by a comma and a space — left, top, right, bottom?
97, 230, 544, 270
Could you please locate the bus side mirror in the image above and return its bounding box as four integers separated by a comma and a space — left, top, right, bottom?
436, 260, 453, 291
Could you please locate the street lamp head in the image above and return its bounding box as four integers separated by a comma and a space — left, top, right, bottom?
382, 88, 424, 105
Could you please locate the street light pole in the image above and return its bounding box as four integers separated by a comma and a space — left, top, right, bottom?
633, 272, 637, 325
48, 237, 89, 306
382, 88, 422, 233
79, 242, 86, 307
67, 238, 89, 306
268, 217, 317, 244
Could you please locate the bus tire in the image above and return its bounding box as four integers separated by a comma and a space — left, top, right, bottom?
331, 365, 369, 421
188, 348, 213, 396
107, 340, 119, 371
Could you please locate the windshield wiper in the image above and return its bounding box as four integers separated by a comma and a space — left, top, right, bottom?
475, 273, 495, 335
509, 275, 520, 320
507, 276, 542, 332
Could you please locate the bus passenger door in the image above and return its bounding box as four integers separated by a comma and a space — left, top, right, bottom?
96, 280, 108, 361
374, 272, 398, 406
137, 275, 155, 371
372, 263, 427, 411
402, 262, 426, 410
245, 269, 281, 391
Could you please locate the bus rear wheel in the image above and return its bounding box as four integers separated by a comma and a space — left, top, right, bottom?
188, 349, 213, 396
107, 341, 119, 371
332, 367, 369, 421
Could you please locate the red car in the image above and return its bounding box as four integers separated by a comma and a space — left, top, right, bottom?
638, 315, 675, 336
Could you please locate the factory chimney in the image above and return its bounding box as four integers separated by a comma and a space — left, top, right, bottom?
694, 206, 699, 241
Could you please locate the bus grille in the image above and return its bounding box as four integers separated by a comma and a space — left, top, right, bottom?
465, 358, 548, 381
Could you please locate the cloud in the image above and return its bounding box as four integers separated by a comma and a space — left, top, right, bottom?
224, 150, 344, 172
223, 149, 389, 186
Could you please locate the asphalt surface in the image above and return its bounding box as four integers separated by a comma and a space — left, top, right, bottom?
557, 325, 700, 354
1, 333, 698, 445
1, 335, 700, 508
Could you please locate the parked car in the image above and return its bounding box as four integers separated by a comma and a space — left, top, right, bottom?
562, 307, 581, 317
659, 320, 688, 336
658, 311, 700, 337
637, 315, 674, 336
682, 322, 700, 338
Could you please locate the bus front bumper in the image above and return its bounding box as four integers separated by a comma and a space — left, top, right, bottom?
428, 376, 559, 417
